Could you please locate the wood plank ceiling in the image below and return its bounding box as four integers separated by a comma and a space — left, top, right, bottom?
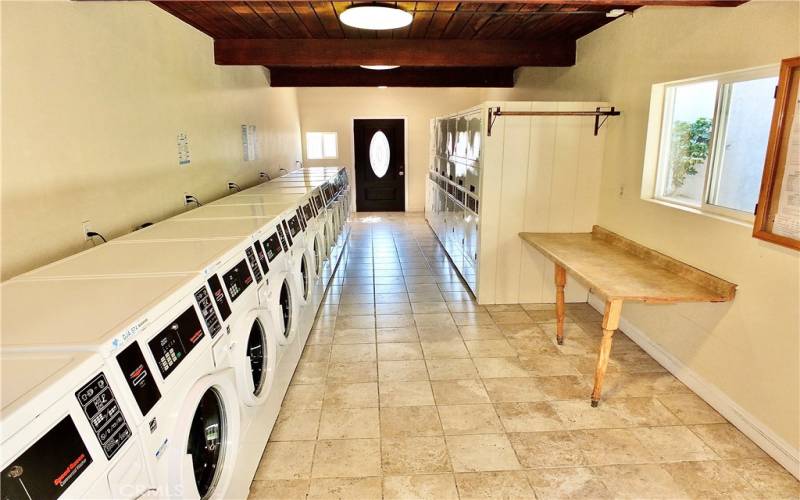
151, 1, 746, 87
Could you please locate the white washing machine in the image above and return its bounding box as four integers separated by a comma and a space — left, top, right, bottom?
1, 350, 154, 499
1, 275, 243, 500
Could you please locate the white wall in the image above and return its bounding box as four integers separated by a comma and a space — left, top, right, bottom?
296, 87, 482, 212
488, 1, 800, 473
1, 1, 303, 280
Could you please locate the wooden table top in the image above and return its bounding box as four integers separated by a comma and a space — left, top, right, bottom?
519, 227, 736, 303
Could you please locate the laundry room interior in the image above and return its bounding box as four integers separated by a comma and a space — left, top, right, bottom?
1, 0, 799, 499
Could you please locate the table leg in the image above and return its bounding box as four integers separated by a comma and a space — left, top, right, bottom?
591, 299, 623, 407
555, 264, 566, 345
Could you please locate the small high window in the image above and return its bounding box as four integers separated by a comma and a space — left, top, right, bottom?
306, 132, 338, 160
645, 66, 778, 220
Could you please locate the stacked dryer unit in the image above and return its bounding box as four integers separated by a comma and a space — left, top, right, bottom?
0, 167, 351, 499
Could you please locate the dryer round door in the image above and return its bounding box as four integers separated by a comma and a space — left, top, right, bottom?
232, 311, 277, 406
276, 278, 297, 345
172, 372, 240, 500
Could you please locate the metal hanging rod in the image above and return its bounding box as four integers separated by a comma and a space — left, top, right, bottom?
487, 106, 621, 137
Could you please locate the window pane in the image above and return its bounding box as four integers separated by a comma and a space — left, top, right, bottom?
306, 133, 322, 160
657, 80, 718, 206
369, 131, 390, 178
322, 133, 337, 158
708, 76, 777, 213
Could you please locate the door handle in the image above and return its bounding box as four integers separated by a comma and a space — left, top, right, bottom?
399, 166, 404, 176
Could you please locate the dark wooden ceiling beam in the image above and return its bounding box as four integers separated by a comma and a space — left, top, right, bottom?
229, 0, 746, 5
268, 66, 517, 87
215, 38, 575, 66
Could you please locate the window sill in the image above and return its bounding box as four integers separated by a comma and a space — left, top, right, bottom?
642, 197, 753, 229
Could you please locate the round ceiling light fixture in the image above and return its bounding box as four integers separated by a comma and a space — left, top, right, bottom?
360, 65, 400, 70
340, 5, 412, 30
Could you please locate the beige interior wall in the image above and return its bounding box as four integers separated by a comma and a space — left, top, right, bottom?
488, 1, 800, 462
1, 1, 303, 280
296, 87, 482, 212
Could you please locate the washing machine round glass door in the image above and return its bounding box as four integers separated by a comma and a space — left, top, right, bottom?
247, 320, 268, 396
300, 254, 310, 300
279, 280, 293, 340
314, 236, 323, 274
187, 389, 227, 500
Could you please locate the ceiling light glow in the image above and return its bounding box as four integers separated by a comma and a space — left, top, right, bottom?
340, 5, 412, 30
606, 9, 626, 18
361, 65, 400, 70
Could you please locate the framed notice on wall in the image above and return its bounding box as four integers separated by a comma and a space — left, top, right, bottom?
754, 56, 800, 250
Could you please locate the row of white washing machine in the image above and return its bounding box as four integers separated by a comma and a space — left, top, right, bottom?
0, 167, 352, 499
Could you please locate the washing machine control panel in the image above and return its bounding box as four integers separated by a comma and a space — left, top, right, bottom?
222, 259, 253, 302
75, 373, 132, 459
276, 225, 290, 252
288, 215, 303, 237
0, 416, 92, 499
281, 220, 294, 247
194, 286, 222, 338
264, 233, 283, 262
116, 342, 161, 416
207, 275, 231, 321
296, 208, 307, 230
254, 240, 270, 274
245, 247, 263, 283
303, 203, 315, 221
147, 306, 205, 379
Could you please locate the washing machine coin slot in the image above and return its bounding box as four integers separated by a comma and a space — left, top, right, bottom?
296, 208, 307, 230
263, 233, 283, 262
221, 259, 253, 302
195, 286, 222, 338
1, 416, 93, 500
244, 247, 263, 284
187, 390, 226, 500
75, 373, 132, 459
146, 307, 205, 379
116, 342, 161, 415
206, 275, 231, 321
253, 240, 270, 274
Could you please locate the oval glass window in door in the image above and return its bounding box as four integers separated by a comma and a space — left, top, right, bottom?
369, 131, 391, 178
187, 389, 226, 500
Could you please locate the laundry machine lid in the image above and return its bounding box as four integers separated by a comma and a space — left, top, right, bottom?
209, 194, 306, 207
0, 275, 193, 349
15, 240, 239, 280
115, 218, 269, 242
174, 204, 290, 221
0, 351, 90, 414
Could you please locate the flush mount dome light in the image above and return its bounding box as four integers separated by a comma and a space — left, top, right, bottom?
360, 65, 400, 70
340, 5, 412, 30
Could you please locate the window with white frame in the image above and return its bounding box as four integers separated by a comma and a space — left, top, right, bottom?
649, 66, 779, 218
306, 132, 338, 160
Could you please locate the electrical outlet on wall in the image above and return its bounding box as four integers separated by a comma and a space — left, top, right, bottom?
81, 220, 92, 241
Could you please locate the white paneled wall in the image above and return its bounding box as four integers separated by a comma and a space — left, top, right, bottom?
427, 101, 607, 305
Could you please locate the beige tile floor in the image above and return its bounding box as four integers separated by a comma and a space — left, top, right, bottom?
250, 212, 799, 499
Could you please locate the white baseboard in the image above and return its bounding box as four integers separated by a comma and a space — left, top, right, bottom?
587, 294, 800, 480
